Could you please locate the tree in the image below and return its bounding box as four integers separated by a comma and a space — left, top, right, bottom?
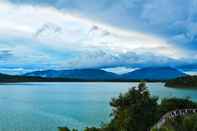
84, 127, 101, 131
58, 127, 78, 131
108, 82, 159, 131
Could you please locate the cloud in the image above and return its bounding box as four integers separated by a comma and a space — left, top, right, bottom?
102, 67, 138, 75
0, 50, 13, 60
0, 1, 196, 74
34, 23, 62, 37
7, 0, 197, 50
62, 50, 183, 70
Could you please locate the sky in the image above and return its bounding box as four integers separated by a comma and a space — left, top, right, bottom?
0, 0, 197, 74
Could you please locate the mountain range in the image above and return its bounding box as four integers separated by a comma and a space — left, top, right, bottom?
122, 67, 187, 81
24, 69, 119, 81
24, 67, 187, 81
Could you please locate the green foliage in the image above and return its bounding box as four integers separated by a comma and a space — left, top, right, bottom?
108, 82, 159, 131
58, 127, 78, 131
151, 127, 174, 131
183, 114, 197, 131
84, 127, 101, 131
159, 127, 174, 131
151, 128, 158, 131
159, 114, 197, 131
165, 75, 197, 88
158, 98, 197, 116
58, 127, 71, 131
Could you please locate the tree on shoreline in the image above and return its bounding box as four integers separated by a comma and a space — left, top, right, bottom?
106, 82, 159, 131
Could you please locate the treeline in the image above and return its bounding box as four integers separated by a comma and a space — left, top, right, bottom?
165, 75, 197, 88
59, 82, 197, 131
0, 73, 81, 83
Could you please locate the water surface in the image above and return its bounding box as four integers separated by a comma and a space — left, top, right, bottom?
0, 82, 196, 131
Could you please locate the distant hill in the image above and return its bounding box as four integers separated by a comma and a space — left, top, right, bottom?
121, 67, 187, 81
0, 73, 81, 83
24, 69, 120, 81
165, 75, 197, 88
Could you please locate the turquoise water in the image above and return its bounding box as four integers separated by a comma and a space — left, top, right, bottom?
0, 82, 196, 131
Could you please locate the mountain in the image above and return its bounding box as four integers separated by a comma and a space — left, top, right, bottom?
178, 64, 197, 71
122, 67, 187, 81
24, 69, 120, 81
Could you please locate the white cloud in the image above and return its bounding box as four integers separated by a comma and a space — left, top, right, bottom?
102, 67, 138, 75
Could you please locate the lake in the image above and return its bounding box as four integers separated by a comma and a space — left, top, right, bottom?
0, 82, 196, 131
